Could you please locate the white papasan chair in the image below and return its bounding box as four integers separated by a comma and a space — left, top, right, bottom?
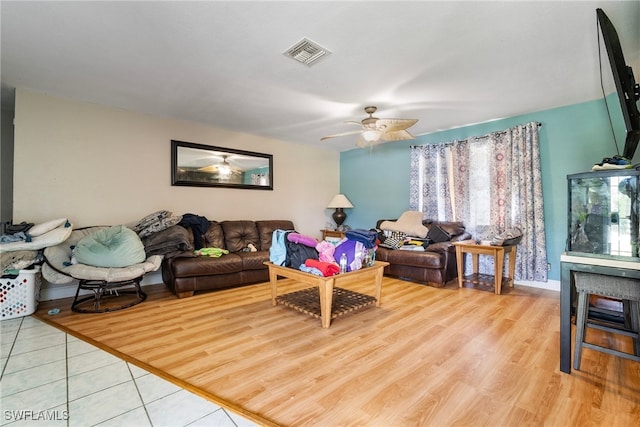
43, 226, 162, 313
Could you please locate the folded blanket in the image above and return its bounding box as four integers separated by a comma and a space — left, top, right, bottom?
300, 265, 323, 276
142, 225, 193, 256
304, 259, 339, 277
1, 250, 39, 272
345, 229, 378, 249
287, 232, 318, 247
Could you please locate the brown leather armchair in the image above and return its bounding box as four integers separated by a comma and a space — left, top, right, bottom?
374, 220, 471, 287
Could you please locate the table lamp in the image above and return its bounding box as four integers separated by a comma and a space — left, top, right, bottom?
327, 194, 354, 228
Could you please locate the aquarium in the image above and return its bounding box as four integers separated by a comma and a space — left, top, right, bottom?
567, 169, 639, 260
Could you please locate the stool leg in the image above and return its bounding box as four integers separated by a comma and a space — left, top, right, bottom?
574, 291, 589, 370
631, 300, 640, 357
622, 299, 632, 329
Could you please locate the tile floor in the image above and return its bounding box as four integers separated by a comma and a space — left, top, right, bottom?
0, 316, 259, 427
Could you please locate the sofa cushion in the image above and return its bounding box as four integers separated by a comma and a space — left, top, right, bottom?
203, 221, 225, 248
385, 248, 445, 269
256, 220, 295, 251
171, 253, 243, 277
236, 251, 270, 270
221, 221, 259, 252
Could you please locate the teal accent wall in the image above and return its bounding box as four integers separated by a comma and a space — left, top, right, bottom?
340, 98, 630, 281
242, 166, 270, 185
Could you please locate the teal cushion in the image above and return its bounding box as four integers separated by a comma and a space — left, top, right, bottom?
74, 225, 146, 268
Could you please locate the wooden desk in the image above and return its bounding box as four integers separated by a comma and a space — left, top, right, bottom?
559, 253, 640, 374
453, 240, 517, 295
264, 261, 389, 328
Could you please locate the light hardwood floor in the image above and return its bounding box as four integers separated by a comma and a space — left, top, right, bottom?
35, 277, 640, 426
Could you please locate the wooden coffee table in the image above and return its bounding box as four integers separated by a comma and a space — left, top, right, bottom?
452, 240, 517, 295
264, 260, 389, 328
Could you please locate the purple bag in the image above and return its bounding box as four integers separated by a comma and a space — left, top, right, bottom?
286, 232, 318, 247
334, 239, 364, 272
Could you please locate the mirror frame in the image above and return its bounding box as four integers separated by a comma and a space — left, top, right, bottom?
171, 140, 273, 190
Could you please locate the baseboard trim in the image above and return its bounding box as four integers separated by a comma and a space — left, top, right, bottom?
515, 279, 560, 292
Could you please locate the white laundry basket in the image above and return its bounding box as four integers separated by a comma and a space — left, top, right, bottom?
1, 266, 41, 320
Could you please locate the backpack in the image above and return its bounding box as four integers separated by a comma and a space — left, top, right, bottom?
285, 235, 319, 269
269, 229, 292, 266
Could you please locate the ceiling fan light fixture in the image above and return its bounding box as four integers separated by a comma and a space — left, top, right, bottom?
218, 157, 232, 178
362, 130, 382, 143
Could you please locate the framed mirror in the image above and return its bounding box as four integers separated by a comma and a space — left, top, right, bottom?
171, 140, 273, 190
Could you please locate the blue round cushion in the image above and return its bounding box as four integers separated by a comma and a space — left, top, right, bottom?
74, 225, 146, 268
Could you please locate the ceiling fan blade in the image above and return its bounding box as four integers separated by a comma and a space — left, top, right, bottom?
344, 120, 364, 126
320, 130, 363, 141
381, 130, 415, 141
376, 118, 418, 133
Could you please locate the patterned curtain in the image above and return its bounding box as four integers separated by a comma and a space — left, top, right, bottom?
410, 122, 547, 282
409, 143, 453, 220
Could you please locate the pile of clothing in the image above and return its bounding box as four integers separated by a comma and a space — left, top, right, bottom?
1, 218, 73, 276
269, 229, 378, 277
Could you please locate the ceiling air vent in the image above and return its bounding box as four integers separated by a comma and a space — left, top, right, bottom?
284, 38, 331, 66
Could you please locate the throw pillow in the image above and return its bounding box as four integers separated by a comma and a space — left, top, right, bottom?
427, 225, 451, 243
26, 218, 70, 238
380, 230, 407, 249
137, 215, 182, 238
131, 210, 171, 233
380, 211, 428, 238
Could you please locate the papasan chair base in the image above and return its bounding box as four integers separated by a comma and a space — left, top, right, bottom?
72, 277, 147, 313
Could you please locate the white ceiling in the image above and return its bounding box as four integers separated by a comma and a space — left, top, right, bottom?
2, 1, 639, 152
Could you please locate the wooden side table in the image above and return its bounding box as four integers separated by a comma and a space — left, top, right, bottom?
321, 229, 345, 240
452, 239, 517, 295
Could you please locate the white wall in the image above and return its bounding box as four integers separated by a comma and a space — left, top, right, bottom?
13, 89, 340, 238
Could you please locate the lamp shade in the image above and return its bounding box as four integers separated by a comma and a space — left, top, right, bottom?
327, 194, 354, 209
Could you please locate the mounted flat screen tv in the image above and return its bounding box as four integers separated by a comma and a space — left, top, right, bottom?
596, 8, 640, 161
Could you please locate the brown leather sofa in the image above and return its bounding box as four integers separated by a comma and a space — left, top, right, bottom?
374, 220, 472, 287
162, 220, 293, 298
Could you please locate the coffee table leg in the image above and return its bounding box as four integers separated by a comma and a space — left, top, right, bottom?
318, 278, 334, 328
269, 266, 279, 306
456, 247, 464, 288
375, 266, 384, 306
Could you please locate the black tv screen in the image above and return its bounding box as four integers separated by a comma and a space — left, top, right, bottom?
596, 8, 640, 161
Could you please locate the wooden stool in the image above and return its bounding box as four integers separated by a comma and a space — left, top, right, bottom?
573, 272, 640, 370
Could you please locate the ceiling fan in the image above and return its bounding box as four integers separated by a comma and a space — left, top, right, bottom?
198, 155, 239, 177
321, 106, 418, 147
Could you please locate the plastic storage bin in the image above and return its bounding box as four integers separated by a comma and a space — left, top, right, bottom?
1, 266, 41, 320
